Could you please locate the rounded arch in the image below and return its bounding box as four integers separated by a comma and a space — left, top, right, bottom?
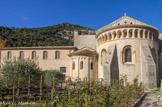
117, 30, 122, 39
122, 45, 132, 63
123, 29, 127, 38
149, 32, 152, 39
108, 33, 112, 40
129, 29, 133, 38
140, 30, 143, 38
112, 31, 117, 39
101, 49, 107, 66
104, 34, 107, 41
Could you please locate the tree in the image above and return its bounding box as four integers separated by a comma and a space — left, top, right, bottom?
0, 58, 41, 88
0, 36, 7, 48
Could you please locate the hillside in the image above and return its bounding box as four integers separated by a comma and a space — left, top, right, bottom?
0, 23, 95, 47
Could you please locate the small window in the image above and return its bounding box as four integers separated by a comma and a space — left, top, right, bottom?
32, 51, 36, 59
7, 51, 12, 60
125, 48, 132, 62
80, 61, 83, 69
101, 49, 106, 66
43, 51, 48, 59
55, 51, 60, 59
123, 46, 132, 63
91, 62, 93, 70
19, 51, 24, 59
72, 61, 75, 70
60, 67, 66, 73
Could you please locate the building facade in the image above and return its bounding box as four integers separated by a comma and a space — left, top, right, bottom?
0, 15, 162, 89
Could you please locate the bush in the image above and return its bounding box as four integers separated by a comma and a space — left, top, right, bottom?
41, 70, 64, 87
0, 58, 41, 88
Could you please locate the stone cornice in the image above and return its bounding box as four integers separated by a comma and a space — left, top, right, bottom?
96, 25, 158, 38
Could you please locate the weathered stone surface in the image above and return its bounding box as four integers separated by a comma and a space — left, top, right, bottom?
141, 45, 157, 89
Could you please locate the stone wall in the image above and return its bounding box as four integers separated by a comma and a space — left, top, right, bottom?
0, 47, 75, 77
74, 31, 96, 49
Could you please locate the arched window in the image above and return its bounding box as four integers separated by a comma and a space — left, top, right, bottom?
91, 62, 93, 70
101, 49, 106, 65
123, 29, 127, 38
19, 51, 24, 59
43, 51, 48, 59
7, 51, 12, 60
32, 51, 36, 59
72, 61, 75, 70
123, 46, 132, 63
55, 51, 60, 59
129, 29, 133, 38
80, 61, 83, 69
125, 48, 132, 62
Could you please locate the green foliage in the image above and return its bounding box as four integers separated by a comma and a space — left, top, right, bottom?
0, 23, 95, 47
52, 77, 143, 107
41, 69, 64, 86
0, 58, 41, 88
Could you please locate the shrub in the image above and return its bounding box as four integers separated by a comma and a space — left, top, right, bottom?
0, 58, 41, 88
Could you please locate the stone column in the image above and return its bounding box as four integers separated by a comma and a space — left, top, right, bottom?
138, 29, 141, 38
143, 29, 146, 39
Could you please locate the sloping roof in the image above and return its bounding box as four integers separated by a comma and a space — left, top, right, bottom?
96, 15, 158, 36
68, 46, 97, 56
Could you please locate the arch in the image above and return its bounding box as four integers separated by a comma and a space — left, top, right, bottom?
123, 29, 127, 38
32, 51, 36, 59
134, 29, 138, 38
123, 46, 132, 63
80, 61, 83, 69
104, 34, 107, 41
113, 31, 117, 39
117, 30, 122, 39
7, 51, 12, 60
149, 32, 152, 39
140, 30, 143, 38
101, 49, 106, 65
129, 29, 133, 38
72, 61, 75, 70
108, 33, 112, 40
19, 51, 24, 59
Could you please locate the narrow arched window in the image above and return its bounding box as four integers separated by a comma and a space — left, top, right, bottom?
7, 51, 12, 60
91, 62, 93, 70
19, 51, 24, 59
80, 61, 83, 69
125, 48, 132, 62
101, 49, 106, 65
55, 51, 60, 59
72, 61, 75, 70
32, 51, 36, 59
43, 51, 48, 59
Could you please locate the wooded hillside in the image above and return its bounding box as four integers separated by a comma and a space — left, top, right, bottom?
0, 23, 95, 47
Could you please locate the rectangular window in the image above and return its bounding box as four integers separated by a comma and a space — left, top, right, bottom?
60, 67, 66, 73
7, 51, 12, 60
55, 51, 60, 59
20, 51, 24, 59
32, 51, 36, 59
43, 51, 48, 59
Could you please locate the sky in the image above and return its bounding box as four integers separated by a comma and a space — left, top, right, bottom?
0, 0, 162, 32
